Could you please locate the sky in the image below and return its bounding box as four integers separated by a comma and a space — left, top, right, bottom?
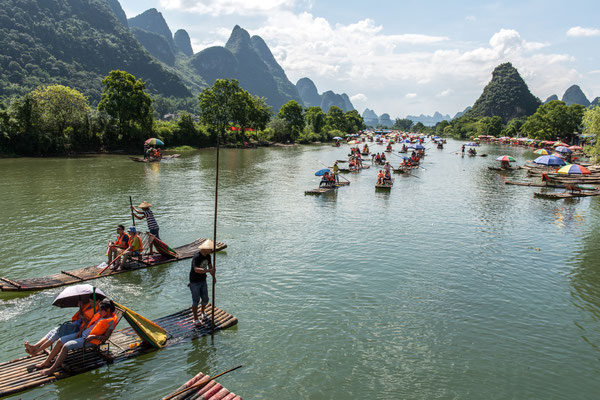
119, 0, 600, 119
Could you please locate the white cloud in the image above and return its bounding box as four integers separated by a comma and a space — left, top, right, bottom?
436, 89, 453, 97
350, 93, 368, 102
567, 26, 600, 37
159, 0, 295, 16
405, 93, 417, 98
465, 15, 476, 22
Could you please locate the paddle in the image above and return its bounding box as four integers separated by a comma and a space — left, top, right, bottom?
129, 196, 136, 227
162, 365, 243, 400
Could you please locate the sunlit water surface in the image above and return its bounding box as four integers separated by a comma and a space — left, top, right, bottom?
1, 140, 599, 399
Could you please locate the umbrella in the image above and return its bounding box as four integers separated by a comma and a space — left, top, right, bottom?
401, 139, 411, 143
465, 142, 479, 146
52, 284, 107, 308
409, 143, 425, 150
534, 149, 551, 155
533, 155, 566, 166
333, 137, 343, 140
569, 145, 583, 150
496, 155, 516, 162
554, 146, 572, 154
315, 168, 331, 176
144, 138, 164, 146
553, 141, 569, 147
557, 164, 590, 175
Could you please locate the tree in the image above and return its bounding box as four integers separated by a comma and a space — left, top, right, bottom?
278, 100, 304, 141
305, 106, 326, 133
344, 110, 364, 134
198, 79, 243, 143
582, 106, 600, 160
98, 70, 153, 148
521, 100, 584, 140
477, 116, 503, 137
325, 106, 345, 132
435, 120, 449, 136
30, 85, 90, 136
393, 118, 414, 131
413, 122, 426, 132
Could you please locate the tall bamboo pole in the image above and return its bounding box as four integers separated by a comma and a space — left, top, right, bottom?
211, 127, 220, 337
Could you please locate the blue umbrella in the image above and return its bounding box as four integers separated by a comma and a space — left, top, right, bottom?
554, 146, 572, 154
401, 139, 411, 143
315, 168, 331, 176
333, 136, 343, 140
465, 142, 479, 146
533, 155, 566, 166
409, 143, 425, 150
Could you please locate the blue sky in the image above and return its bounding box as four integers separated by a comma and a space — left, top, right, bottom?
120, 0, 600, 117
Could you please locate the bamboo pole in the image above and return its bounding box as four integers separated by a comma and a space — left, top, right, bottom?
211, 127, 221, 337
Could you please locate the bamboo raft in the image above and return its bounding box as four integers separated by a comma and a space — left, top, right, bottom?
534, 190, 600, 199
0, 238, 226, 292
339, 165, 370, 173
0, 305, 237, 398
505, 181, 597, 189
130, 154, 181, 163
304, 181, 350, 195
488, 166, 521, 171
375, 179, 394, 189
162, 370, 242, 400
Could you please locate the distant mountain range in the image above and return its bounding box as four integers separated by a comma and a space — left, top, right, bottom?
544, 84, 598, 108
295, 78, 354, 112
361, 109, 453, 127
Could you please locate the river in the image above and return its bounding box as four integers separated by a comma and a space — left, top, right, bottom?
1, 139, 599, 399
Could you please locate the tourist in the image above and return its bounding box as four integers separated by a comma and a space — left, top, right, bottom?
36, 299, 117, 376
24, 297, 96, 357
189, 240, 216, 326
107, 225, 129, 264
114, 227, 143, 271
384, 161, 391, 174
461, 144, 465, 154
332, 161, 339, 183
319, 172, 331, 187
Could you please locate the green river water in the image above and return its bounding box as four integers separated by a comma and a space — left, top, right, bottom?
1, 139, 600, 399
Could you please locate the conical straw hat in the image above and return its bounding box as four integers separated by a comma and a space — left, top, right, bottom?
198, 239, 215, 251
138, 201, 152, 208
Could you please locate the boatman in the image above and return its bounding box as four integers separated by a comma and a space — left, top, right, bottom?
132, 201, 160, 253
189, 240, 216, 326
333, 161, 339, 183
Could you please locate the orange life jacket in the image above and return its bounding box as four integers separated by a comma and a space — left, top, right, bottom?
129, 234, 143, 252
115, 232, 129, 249
71, 302, 96, 323
87, 312, 117, 345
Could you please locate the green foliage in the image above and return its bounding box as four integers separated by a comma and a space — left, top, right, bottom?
477, 116, 503, 136
521, 100, 585, 140
278, 100, 304, 140
467, 62, 540, 122
31, 85, 90, 136
393, 118, 414, 131
435, 120, 449, 136
343, 110, 365, 133
98, 70, 153, 149
413, 122, 426, 132
305, 106, 326, 133
582, 106, 600, 160
325, 106, 346, 132
501, 117, 526, 137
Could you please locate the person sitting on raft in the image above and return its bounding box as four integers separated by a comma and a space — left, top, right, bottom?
375, 153, 381, 163
500, 160, 510, 169
384, 169, 392, 182
108, 225, 129, 264
24, 297, 97, 357
468, 147, 477, 155
380, 153, 386, 162
114, 226, 143, 271
320, 172, 332, 188
386, 144, 392, 152
35, 299, 117, 376
377, 170, 385, 185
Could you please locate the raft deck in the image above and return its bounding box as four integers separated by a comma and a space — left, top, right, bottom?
0, 238, 226, 292
0, 305, 237, 398
304, 181, 350, 195
162, 370, 242, 400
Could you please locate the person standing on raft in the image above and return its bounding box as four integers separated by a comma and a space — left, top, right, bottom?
189, 240, 216, 326
132, 201, 160, 253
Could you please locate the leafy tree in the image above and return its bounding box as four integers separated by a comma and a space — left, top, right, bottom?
582, 106, 600, 160
265, 117, 288, 142
477, 116, 503, 137
305, 106, 326, 133
325, 106, 345, 132
278, 100, 304, 141
344, 110, 364, 134
435, 120, 449, 136
521, 100, 584, 140
98, 70, 153, 149
31, 85, 89, 137
198, 79, 243, 143
501, 117, 526, 137
393, 118, 414, 131
413, 122, 426, 132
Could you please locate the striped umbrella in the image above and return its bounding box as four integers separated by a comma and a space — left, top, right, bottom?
553, 141, 569, 147
144, 138, 164, 146
554, 146, 572, 154
534, 149, 551, 155
557, 164, 590, 175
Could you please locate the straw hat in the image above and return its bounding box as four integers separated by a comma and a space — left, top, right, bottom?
198, 239, 215, 252
138, 201, 152, 209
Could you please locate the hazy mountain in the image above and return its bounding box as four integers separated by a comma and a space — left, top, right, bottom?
406, 112, 451, 126
591, 97, 600, 108
131, 28, 175, 65
296, 78, 321, 108
128, 9, 175, 50
378, 113, 393, 127
467, 62, 540, 122
453, 106, 471, 119
174, 29, 193, 56
0, 0, 190, 100
106, 0, 128, 26
362, 109, 379, 126
295, 77, 355, 111
561, 85, 590, 107
544, 94, 559, 104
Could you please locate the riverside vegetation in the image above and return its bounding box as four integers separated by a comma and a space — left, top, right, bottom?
0, 71, 365, 156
